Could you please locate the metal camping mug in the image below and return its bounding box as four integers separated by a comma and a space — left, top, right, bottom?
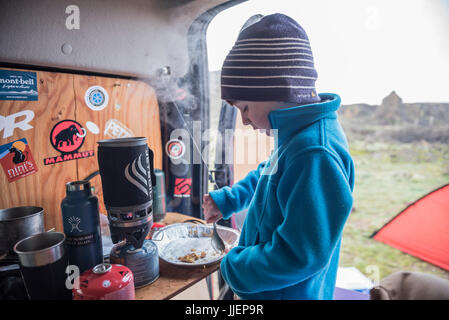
13, 232, 72, 300
0, 206, 45, 256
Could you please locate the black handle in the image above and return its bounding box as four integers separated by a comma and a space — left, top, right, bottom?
148, 147, 156, 187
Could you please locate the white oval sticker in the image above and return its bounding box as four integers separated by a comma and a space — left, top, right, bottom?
86, 121, 100, 135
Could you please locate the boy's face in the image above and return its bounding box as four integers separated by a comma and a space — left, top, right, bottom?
227, 100, 299, 135
227, 100, 283, 135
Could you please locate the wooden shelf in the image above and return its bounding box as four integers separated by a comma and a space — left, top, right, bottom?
135, 212, 219, 300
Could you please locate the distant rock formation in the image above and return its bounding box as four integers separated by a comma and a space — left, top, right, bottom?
338, 91, 449, 127
381, 90, 402, 107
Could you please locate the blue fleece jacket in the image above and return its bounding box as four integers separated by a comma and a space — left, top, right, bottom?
209, 93, 354, 300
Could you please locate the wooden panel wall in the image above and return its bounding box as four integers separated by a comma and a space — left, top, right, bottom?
0, 68, 162, 231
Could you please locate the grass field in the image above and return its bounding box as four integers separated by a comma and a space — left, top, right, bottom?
340, 139, 449, 281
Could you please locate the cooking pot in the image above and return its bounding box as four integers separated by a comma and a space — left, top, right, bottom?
0, 206, 45, 256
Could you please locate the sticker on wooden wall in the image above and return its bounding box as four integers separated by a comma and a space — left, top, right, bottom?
0, 138, 38, 182
0, 69, 38, 101
104, 119, 134, 139
85, 121, 100, 135
0, 110, 35, 139
43, 119, 94, 165
166, 139, 185, 160
84, 85, 109, 111
173, 178, 191, 198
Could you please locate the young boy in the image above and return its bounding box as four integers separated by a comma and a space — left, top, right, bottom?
203, 13, 354, 300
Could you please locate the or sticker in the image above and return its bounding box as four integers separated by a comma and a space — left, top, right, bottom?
43, 119, 94, 165
0, 70, 38, 101
84, 85, 108, 111
173, 178, 191, 198
104, 119, 134, 139
165, 139, 185, 160
0, 110, 35, 139
0, 138, 38, 183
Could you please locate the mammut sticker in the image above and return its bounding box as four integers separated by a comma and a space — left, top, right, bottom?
0, 138, 38, 182
44, 119, 94, 165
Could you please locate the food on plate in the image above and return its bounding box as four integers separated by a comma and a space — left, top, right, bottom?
178, 250, 207, 263
187, 228, 212, 238
201, 230, 212, 237
188, 229, 199, 237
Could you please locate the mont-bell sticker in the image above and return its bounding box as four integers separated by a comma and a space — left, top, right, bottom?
0, 69, 38, 101
0, 138, 38, 183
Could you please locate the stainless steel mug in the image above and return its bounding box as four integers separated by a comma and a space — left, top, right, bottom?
0, 206, 44, 256
14, 232, 72, 300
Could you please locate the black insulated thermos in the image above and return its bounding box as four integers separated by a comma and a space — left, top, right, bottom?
61, 180, 103, 274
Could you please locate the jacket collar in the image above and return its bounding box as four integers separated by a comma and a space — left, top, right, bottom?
268, 93, 341, 146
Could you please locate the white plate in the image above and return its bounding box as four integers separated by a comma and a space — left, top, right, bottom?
152, 223, 240, 268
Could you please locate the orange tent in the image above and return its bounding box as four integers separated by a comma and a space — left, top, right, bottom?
372, 184, 449, 271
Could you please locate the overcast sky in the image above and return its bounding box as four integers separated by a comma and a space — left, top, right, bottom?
207, 0, 449, 105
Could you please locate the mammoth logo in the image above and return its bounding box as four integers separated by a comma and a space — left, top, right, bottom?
44, 119, 94, 166
50, 120, 86, 154
124, 154, 151, 196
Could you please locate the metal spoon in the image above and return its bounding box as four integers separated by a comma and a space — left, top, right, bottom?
211, 217, 226, 253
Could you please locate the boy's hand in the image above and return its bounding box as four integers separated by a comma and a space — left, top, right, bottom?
202, 194, 223, 223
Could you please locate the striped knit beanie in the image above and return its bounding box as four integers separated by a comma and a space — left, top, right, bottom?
221, 13, 320, 105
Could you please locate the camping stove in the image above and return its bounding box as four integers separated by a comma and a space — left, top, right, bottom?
107, 203, 153, 249
97, 137, 156, 249
96, 137, 160, 287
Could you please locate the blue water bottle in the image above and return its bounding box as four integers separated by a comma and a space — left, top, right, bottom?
61, 180, 103, 273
